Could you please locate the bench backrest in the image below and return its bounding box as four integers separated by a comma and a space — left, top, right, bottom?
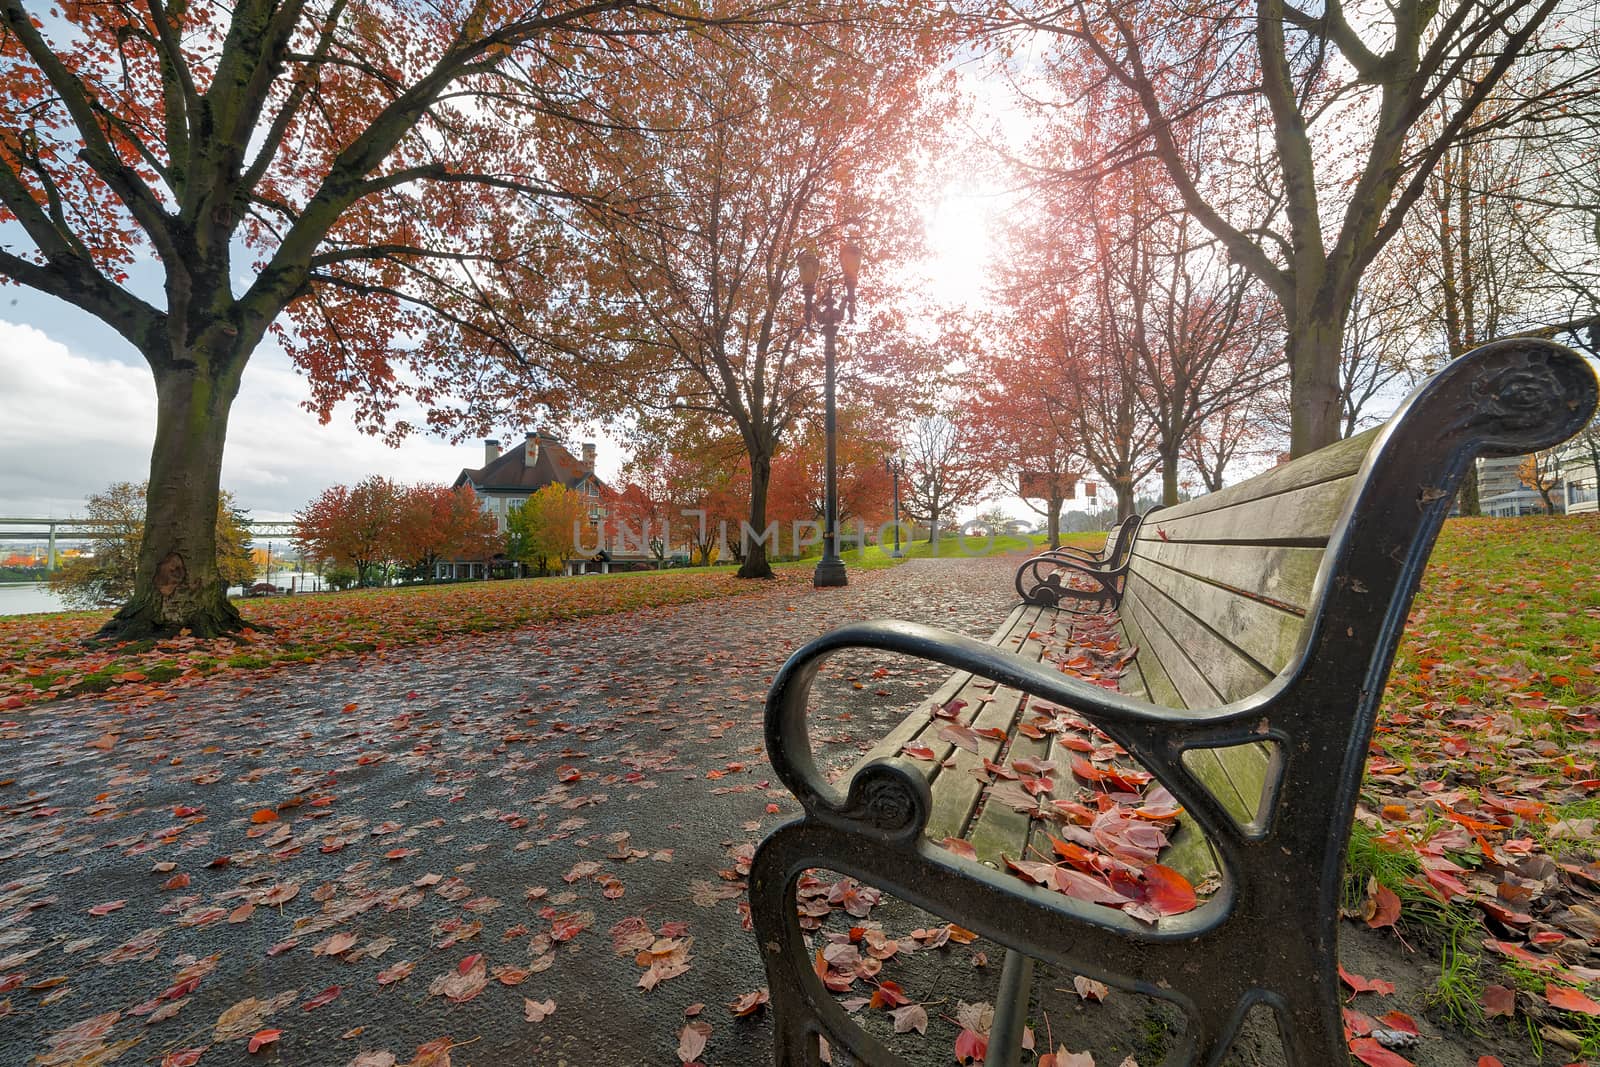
1121, 429, 1377, 709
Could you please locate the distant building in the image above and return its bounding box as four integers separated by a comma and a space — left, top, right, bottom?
1477, 454, 1560, 517
439, 432, 608, 578
454, 432, 606, 532
1559, 439, 1599, 516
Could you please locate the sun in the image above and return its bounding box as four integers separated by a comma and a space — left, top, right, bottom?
921, 183, 1001, 308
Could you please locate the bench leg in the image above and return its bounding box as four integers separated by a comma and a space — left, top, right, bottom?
985, 950, 1035, 1067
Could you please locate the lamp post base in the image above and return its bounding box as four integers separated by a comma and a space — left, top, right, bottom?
812, 558, 848, 588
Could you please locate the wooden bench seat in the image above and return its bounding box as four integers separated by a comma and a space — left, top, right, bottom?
750, 339, 1599, 1067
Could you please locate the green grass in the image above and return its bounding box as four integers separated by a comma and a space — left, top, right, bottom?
779, 530, 1104, 572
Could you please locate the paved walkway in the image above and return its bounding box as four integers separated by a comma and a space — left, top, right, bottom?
1, 556, 1023, 1067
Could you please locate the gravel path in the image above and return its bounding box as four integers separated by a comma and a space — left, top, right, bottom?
0, 555, 1026, 1067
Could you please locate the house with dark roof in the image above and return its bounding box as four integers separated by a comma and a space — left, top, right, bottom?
438, 432, 608, 578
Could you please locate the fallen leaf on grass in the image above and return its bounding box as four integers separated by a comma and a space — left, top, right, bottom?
1338, 965, 1395, 997
1545, 983, 1600, 1016
1347, 1037, 1414, 1067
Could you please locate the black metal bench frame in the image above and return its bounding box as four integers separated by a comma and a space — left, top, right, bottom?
750, 340, 1598, 1067
1013, 510, 1151, 610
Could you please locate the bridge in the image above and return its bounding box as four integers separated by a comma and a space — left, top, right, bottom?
0, 517, 301, 569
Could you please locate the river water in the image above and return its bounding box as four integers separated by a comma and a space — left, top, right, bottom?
0, 569, 328, 617
0, 583, 70, 617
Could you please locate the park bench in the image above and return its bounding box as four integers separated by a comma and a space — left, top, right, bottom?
1013, 510, 1151, 610
750, 338, 1599, 1067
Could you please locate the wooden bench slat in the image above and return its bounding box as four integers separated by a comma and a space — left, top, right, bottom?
1139, 427, 1375, 526
923, 683, 1030, 844
1137, 474, 1358, 545
1121, 583, 1226, 710
1127, 540, 1323, 615
855, 605, 1041, 767
1123, 570, 1281, 700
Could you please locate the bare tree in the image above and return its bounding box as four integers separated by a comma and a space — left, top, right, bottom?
1002, 0, 1594, 455
901, 415, 993, 548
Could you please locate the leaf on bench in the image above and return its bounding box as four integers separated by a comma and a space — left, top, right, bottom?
938, 837, 977, 861
938, 722, 982, 753
1071, 757, 1151, 792
900, 743, 936, 761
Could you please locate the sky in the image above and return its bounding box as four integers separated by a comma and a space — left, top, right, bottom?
0, 64, 1057, 530
0, 302, 624, 522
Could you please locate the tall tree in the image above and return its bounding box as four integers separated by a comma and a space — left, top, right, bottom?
295, 476, 401, 587
967, 343, 1084, 549
553, 19, 949, 579
1007, 0, 1591, 454
506, 482, 587, 576
394, 484, 499, 579
900, 414, 991, 548
0, 0, 813, 637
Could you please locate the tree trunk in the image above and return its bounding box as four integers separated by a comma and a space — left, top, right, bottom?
1457, 463, 1481, 517
928, 505, 941, 550
1160, 444, 1182, 506
1287, 314, 1344, 456
102, 360, 245, 640
1113, 478, 1136, 521
738, 452, 774, 579
1046, 497, 1062, 549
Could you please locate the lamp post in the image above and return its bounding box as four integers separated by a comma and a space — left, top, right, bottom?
884, 455, 903, 558
798, 242, 861, 588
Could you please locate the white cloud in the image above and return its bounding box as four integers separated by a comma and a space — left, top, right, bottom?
0, 320, 627, 520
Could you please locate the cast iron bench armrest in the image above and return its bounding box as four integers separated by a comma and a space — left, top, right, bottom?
1013, 552, 1128, 608
765, 619, 1268, 850
1041, 544, 1107, 563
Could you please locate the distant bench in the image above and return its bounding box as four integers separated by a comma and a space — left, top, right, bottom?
749, 339, 1598, 1067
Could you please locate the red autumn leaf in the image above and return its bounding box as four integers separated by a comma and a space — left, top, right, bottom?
954, 1027, 988, 1064
940, 837, 978, 861
88, 899, 127, 916
1348, 1037, 1414, 1067
163, 872, 192, 890
247, 1029, 282, 1054
301, 986, 340, 1011
1141, 864, 1197, 915
1546, 984, 1600, 1016
249, 809, 278, 824
1481, 985, 1515, 1018
1366, 885, 1401, 929
161, 1050, 206, 1067
729, 988, 769, 1016
868, 980, 911, 1009
1375, 1010, 1418, 1035
1338, 965, 1395, 996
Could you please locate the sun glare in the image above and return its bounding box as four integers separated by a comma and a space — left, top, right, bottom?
921, 185, 1001, 307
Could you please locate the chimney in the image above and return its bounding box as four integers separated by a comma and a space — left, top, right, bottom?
582, 442, 596, 474
484, 439, 501, 466
524, 432, 539, 467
